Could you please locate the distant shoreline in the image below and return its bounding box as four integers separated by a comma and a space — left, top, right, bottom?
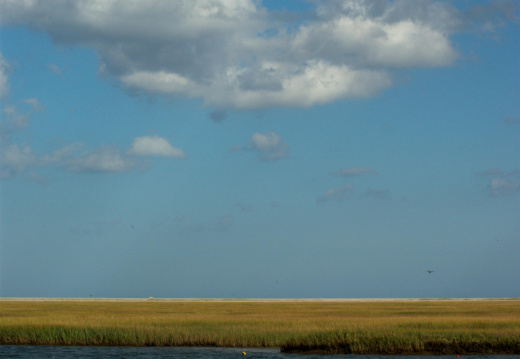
1, 297, 519, 302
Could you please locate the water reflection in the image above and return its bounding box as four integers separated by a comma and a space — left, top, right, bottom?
0, 346, 519, 359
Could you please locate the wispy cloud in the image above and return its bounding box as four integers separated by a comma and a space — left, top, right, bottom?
477, 168, 520, 178
0, 144, 36, 179
477, 168, 506, 176
63, 146, 138, 173
488, 178, 520, 196
462, 0, 520, 36
478, 167, 520, 196
0, 105, 30, 140
362, 188, 390, 200
48, 64, 63, 75
316, 183, 354, 203
331, 167, 377, 177
235, 203, 252, 212
21, 98, 44, 111
0, 52, 9, 98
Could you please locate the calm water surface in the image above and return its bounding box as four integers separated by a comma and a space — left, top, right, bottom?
1, 346, 520, 359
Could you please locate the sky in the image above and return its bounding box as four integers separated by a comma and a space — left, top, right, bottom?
0, 0, 519, 299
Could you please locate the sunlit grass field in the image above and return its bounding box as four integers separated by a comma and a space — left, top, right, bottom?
0, 299, 518, 354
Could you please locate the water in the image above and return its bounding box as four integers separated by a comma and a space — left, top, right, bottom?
0, 346, 519, 359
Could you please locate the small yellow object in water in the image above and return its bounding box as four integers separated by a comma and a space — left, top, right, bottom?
242, 352, 246, 355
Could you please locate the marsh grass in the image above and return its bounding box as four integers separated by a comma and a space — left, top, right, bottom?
0, 300, 518, 353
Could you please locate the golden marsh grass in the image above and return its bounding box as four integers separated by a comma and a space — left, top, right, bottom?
0, 299, 519, 354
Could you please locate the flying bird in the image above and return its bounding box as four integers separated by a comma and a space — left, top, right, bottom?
426, 270, 434, 274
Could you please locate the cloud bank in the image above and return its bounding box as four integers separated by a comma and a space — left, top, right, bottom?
0, 0, 461, 109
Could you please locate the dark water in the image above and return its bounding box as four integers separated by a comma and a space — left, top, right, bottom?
1, 346, 519, 359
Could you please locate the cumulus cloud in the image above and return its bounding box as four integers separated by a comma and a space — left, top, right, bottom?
250, 131, 289, 160
332, 167, 377, 176
316, 183, 354, 203
127, 136, 185, 158
0, 0, 463, 109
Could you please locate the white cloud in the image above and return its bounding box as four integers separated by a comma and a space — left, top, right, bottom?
121, 71, 192, 95
64, 146, 137, 173
0, 144, 36, 179
316, 183, 354, 203
250, 131, 289, 160
0, 135, 186, 179
127, 136, 185, 158
0, 0, 461, 110
332, 167, 377, 176
0, 52, 10, 98
42, 142, 85, 165
478, 168, 520, 196
0, 105, 30, 139
291, 14, 456, 69
41, 143, 139, 174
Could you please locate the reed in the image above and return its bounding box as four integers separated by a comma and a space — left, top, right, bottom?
0, 300, 518, 354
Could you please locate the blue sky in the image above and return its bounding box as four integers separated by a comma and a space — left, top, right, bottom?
0, 0, 518, 299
